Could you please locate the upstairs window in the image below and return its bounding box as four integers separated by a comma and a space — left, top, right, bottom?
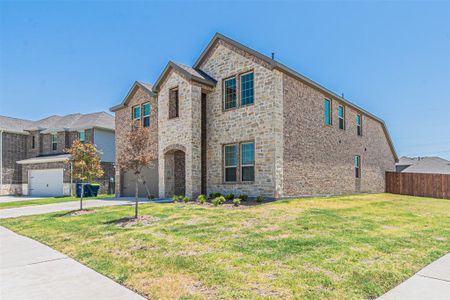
132, 105, 141, 121
324, 99, 332, 125
241, 142, 255, 182
240, 72, 254, 106
79, 131, 85, 143
224, 144, 237, 182
143, 103, 151, 127
169, 88, 179, 119
355, 155, 361, 178
32, 136, 35, 149
224, 77, 237, 109
338, 105, 345, 130
356, 114, 362, 136
51, 134, 58, 151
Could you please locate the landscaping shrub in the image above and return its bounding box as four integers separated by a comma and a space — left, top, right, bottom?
147, 194, 155, 200
225, 193, 235, 200
178, 195, 184, 202
212, 198, 221, 206
209, 192, 222, 199
197, 194, 206, 205
183, 196, 189, 204
238, 194, 248, 201
256, 195, 265, 203
172, 195, 179, 203
233, 198, 241, 207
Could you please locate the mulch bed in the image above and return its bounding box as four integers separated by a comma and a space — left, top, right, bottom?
174, 200, 266, 209
112, 215, 161, 228
56, 209, 96, 217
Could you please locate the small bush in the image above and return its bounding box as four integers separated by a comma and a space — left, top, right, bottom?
172, 195, 178, 203
183, 196, 189, 204
212, 198, 221, 206
147, 194, 155, 200
212, 196, 226, 206
256, 195, 265, 203
238, 194, 248, 201
233, 198, 241, 206
178, 195, 185, 202
225, 193, 235, 200
197, 194, 206, 205
209, 192, 222, 199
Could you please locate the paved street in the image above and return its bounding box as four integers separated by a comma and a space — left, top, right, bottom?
0, 226, 145, 300
379, 253, 450, 300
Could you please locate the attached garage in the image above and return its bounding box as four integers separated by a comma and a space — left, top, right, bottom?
121, 162, 158, 197
28, 169, 64, 197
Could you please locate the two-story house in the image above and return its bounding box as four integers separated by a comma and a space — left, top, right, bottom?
0, 112, 115, 196
111, 33, 397, 199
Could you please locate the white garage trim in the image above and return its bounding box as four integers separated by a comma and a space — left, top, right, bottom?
28, 169, 64, 197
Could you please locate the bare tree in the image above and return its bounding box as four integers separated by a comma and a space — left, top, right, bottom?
65, 140, 104, 210
117, 122, 157, 218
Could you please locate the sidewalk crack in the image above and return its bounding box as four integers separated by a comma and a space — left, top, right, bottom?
417, 273, 450, 283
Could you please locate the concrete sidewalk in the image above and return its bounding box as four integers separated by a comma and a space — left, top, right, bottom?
0, 196, 47, 203
0, 198, 167, 219
0, 226, 145, 300
379, 253, 450, 300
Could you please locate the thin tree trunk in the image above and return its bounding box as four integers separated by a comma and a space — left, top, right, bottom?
135, 179, 138, 219
80, 183, 84, 210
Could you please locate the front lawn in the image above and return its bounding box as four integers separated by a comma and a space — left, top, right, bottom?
1, 193, 449, 299
0, 194, 115, 210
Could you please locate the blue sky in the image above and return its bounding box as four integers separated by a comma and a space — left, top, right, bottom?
1, 1, 449, 159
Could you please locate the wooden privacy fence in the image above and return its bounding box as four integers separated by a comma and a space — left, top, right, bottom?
385, 171, 450, 199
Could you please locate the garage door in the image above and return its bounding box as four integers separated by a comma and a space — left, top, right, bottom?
122, 162, 158, 197
29, 169, 64, 197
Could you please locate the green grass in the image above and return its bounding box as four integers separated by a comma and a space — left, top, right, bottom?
1, 193, 449, 299
0, 194, 115, 210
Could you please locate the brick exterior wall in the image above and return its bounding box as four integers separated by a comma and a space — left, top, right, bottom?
114, 85, 158, 196
113, 37, 396, 199
157, 70, 203, 198
197, 40, 284, 197
282, 74, 396, 197
1, 132, 28, 194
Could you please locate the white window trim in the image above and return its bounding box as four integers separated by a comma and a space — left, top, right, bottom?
241, 142, 255, 182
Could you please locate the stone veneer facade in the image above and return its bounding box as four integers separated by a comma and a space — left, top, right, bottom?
114, 84, 158, 196
113, 34, 396, 199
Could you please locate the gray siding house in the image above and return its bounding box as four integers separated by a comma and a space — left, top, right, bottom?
112, 33, 397, 199
0, 112, 115, 196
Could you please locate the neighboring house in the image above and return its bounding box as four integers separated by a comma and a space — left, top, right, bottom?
0, 112, 115, 196
111, 33, 397, 199
396, 156, 450, 174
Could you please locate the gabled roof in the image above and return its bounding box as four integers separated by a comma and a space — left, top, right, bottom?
110, 81, 156, 112
0, 112, 114, 134
396, 156, 450, 174
194, 33, 398, 161
0, 116, 34, 134
153, 61, 216, 92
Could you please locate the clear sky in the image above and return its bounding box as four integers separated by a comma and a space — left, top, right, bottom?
1, 1, 449, 159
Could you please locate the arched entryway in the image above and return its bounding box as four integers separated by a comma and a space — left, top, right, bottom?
163, 144, 186, 197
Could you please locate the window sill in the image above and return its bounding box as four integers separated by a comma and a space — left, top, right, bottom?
222, 181, 255, 185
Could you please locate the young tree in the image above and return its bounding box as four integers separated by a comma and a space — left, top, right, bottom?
117, 122, 157, 218
65, 140, 104, 210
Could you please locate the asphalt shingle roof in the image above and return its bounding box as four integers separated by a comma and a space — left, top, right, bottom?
396, 156, 450, 175
0, 112, 114, 134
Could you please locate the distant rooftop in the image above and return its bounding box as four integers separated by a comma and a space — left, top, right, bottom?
0, 112, 115, 134
396, 156, 450, 174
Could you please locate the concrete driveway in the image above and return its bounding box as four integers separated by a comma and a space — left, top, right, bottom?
0, 226, 145, 300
